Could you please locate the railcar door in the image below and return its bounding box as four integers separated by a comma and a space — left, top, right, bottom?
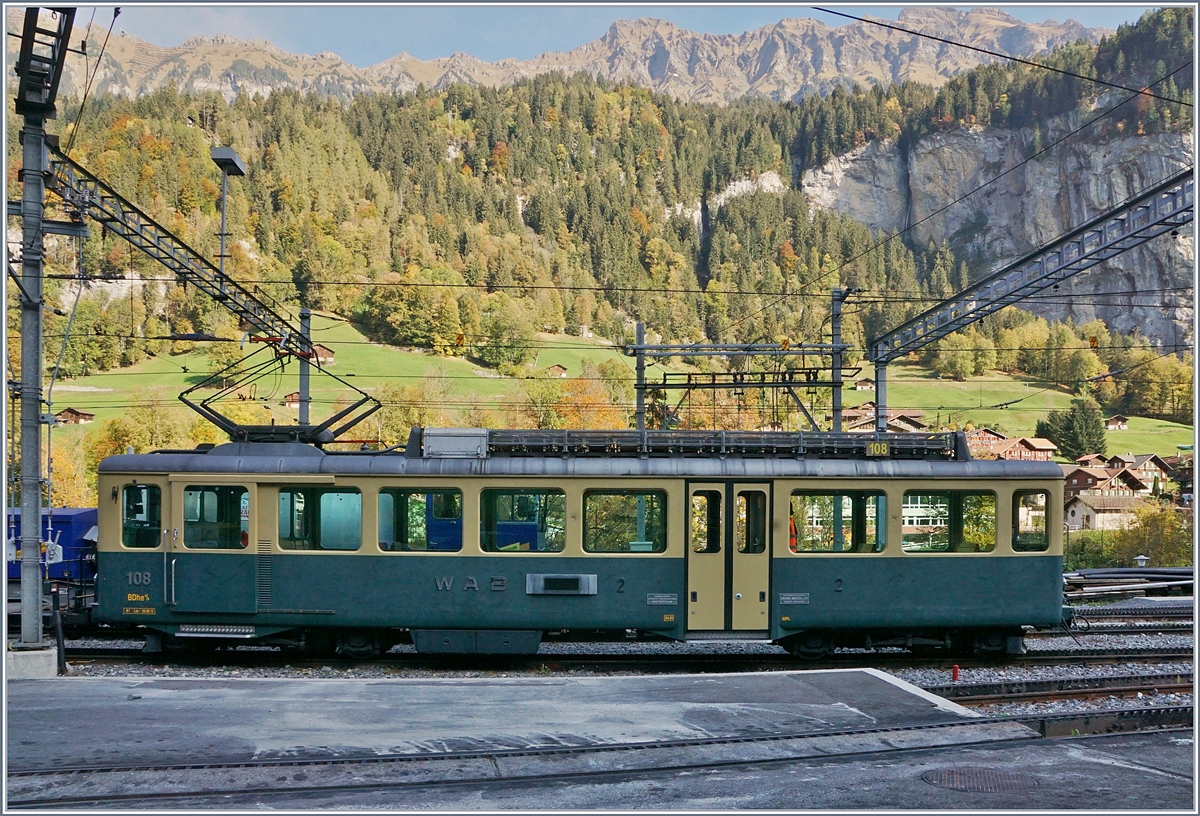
167, 480, 257, 614
730, 484, 771, 630
686, 482, 771, 632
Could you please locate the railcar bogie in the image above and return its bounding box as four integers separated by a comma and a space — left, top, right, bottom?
92, 429, 1067, 657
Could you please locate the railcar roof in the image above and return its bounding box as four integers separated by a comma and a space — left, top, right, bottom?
99, 441, 1064, 480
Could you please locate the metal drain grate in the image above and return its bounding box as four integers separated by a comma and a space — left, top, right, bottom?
921, 768, 1039, 793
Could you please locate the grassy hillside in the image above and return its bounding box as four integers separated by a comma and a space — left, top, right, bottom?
846, 360, 1193, 456
46, 315, 635, 438
848, 359, 1080, 433
528, 333, 632, 378
48, 322, 1192, 457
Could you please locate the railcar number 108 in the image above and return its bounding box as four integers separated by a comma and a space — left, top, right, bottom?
93, 428, 1067, 657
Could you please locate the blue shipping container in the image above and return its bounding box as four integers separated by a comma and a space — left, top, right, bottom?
6, 507, 98, 582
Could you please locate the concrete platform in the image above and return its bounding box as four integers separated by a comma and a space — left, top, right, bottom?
7, 669, 998, 770
5, 645, 57, 679
6, 670, 1191, 809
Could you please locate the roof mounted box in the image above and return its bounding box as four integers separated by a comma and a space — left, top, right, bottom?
423, 428, 489, 458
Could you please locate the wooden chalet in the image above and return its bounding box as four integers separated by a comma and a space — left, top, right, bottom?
1107, 453, 1171, 492
313, 344, 335, 366
988, 437, 1059, 461
54, 407, 94, 425
1061, 465, 1148, 499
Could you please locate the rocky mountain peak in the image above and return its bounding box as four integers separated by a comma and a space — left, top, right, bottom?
17, 7, 1112, 105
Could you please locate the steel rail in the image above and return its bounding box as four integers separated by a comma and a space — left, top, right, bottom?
4, 716, 1033, 778
1037, 623, 1193, 636
7, 707, 1190, 808
62, 645, 1194, 671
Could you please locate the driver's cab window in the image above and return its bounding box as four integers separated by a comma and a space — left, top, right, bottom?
122, 485, 161, 549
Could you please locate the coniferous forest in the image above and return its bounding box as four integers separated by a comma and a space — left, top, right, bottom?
10, 8, 1193, 433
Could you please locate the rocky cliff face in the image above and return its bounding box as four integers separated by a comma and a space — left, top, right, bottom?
800, 124, 1194, 345
8, 7, 1107, 105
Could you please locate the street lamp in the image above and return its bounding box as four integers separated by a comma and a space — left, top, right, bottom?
210, 146, 246, 276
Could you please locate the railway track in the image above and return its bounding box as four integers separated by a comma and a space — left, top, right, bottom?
62, 645, 1194, 673
925, 671, 1193, 704
7, 706, 1190, 809
1037, 623, 1193, 636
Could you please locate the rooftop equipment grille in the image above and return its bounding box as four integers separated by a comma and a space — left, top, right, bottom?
481, 430, 963, 460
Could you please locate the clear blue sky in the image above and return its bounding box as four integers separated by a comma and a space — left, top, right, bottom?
74, 4, 1159, 68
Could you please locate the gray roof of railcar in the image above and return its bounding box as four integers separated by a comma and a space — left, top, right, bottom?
99, 441, 1064, 480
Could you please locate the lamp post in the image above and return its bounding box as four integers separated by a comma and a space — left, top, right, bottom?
210, 147, 246, 277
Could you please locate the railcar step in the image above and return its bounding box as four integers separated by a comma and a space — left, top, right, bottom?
684, 631, 773, 642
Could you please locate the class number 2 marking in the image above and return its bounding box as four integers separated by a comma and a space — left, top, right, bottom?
127, 571, 152, 586
616, 578, 626, 593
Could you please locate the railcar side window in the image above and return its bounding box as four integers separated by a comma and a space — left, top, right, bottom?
480, 489, 566, 552
901, 491, 996, 553
790, 491, 886, 553
378, 489, 463, 552
690, 491, 721, 553
583, 490, 666, 553
183, 485, 249, 549
278, 488, 362, 551
1012, 491, 1050, 552
122, 485, 161, 549
735, 491, 767, 553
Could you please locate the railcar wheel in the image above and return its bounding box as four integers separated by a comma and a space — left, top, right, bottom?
783, 631, 832, 659
336, 630, 383, 659
970, 629, 1009, 657
303, 629, 337, 658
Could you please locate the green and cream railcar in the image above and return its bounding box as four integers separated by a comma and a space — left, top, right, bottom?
94, 428, 1065, 656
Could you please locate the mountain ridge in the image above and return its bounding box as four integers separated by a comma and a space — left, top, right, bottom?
10, 7, 1109, 104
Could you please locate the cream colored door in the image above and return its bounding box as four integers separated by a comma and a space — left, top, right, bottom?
731, 484, 771, 631
686, 484, 725, 630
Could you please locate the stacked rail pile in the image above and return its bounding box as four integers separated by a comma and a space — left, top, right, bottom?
1064, 567, 1194, 599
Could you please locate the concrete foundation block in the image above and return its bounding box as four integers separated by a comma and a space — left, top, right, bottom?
6, 646, 59, 679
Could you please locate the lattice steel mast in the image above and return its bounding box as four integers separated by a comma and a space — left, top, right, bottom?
11, 6, 75, 649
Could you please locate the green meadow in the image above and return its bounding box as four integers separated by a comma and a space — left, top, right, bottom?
47, 321, 1193, 458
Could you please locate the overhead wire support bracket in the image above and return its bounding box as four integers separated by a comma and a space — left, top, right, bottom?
869, 167, 1194, 364
44, 142, 382, 442
866, 166, 1192, 433
45, 145, 313, 360
626, 341, 846, 359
